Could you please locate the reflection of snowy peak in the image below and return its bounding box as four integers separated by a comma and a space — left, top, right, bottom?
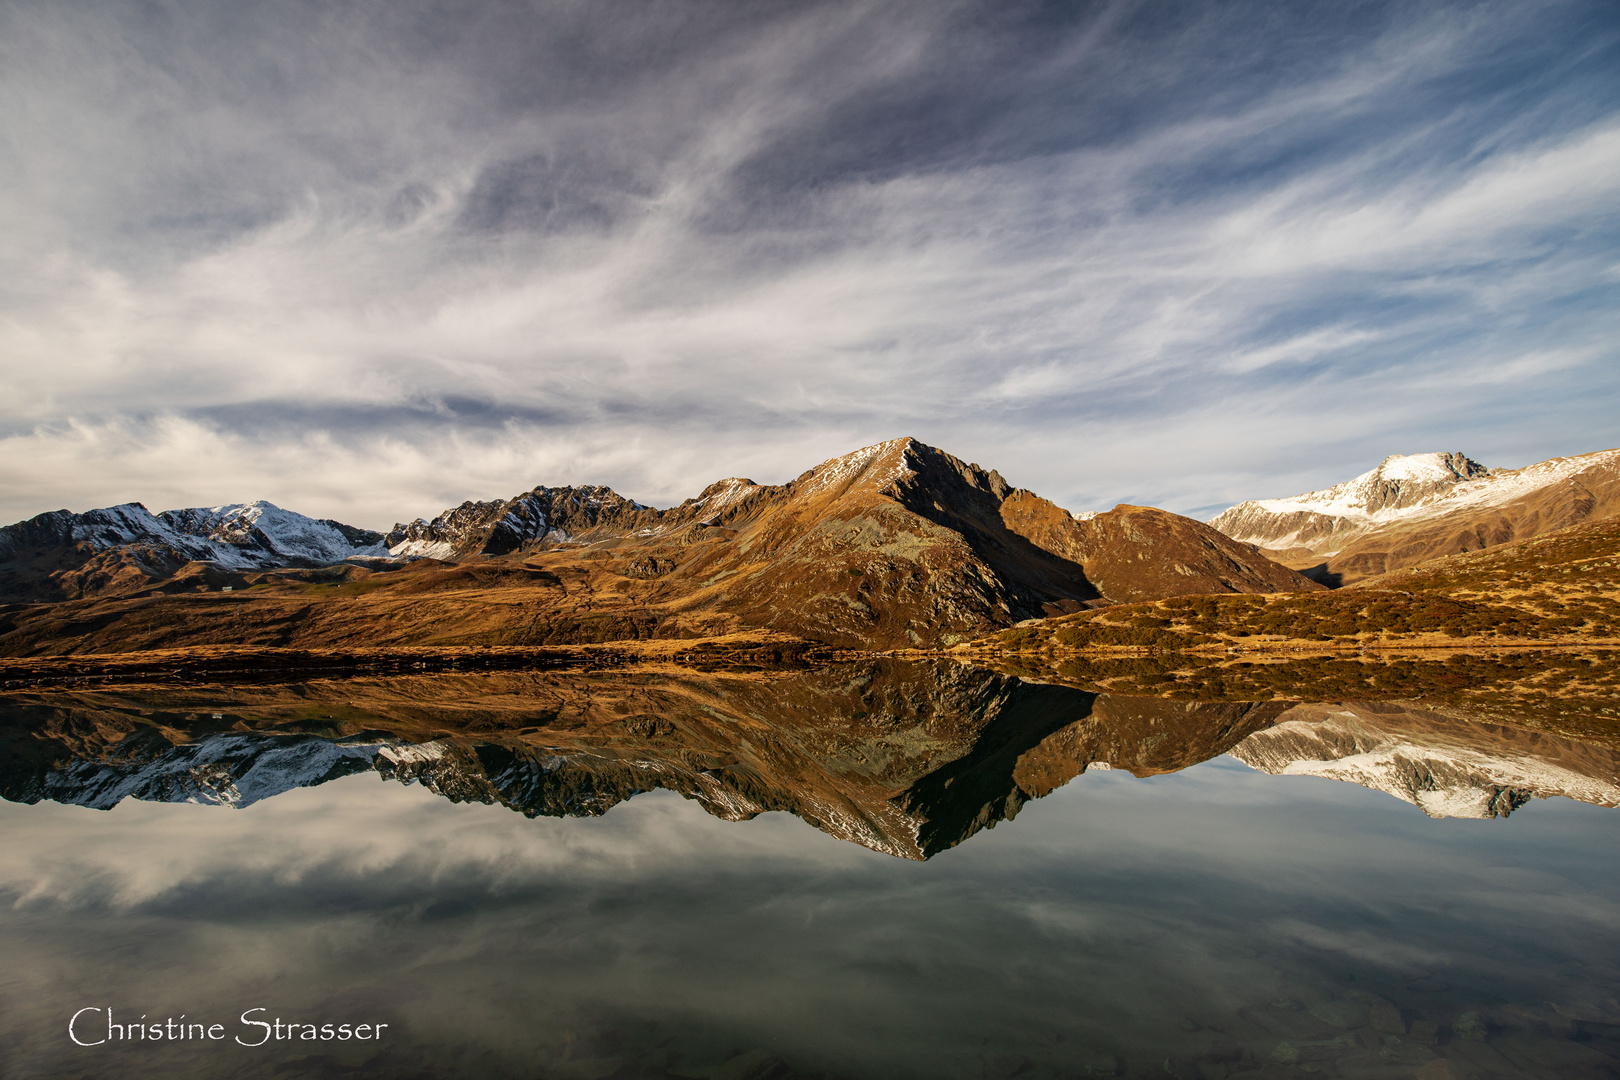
0, 500, 387, 571
1229, 704, 1620, 819
25, 732, 385, 810
9, 730, 910, 854
10, 677, 1619, 854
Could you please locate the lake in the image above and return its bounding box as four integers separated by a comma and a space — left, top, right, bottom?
2, 660, 1617, 1079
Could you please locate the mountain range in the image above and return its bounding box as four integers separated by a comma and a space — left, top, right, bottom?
4, 437, 1617, 655
0, 438, 1311, 653
1209, 447, 1620, 584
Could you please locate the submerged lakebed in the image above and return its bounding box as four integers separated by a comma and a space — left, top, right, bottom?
1, 658, 1618, 1079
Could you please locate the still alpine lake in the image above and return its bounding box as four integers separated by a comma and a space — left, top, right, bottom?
1, 660, 1617, 1079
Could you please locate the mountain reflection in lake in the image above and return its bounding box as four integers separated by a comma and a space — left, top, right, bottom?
2, 660, 1619, 1078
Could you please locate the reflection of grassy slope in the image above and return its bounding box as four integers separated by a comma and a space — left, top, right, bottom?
0, 660, 1317, 859
988, 649, 1620, 742
988, 517, 1620, 651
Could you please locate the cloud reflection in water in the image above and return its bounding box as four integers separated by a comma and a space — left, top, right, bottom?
3, 754, 1618, 1078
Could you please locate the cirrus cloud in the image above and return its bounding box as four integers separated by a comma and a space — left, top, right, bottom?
0, 0, 1616, 527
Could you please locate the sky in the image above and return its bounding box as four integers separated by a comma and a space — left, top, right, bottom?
1, 0, 1617, 530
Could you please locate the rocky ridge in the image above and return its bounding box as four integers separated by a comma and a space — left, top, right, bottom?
384, 485, 659, 558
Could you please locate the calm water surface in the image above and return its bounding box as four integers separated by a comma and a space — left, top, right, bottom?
2, 663, 1617, 1079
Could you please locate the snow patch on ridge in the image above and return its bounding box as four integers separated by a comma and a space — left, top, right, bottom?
1372, 454, 1468, 483
800, 438, 917, 498
699, 478, 762, 511
1246, 452, 1486, 519
38, 733, 388, 810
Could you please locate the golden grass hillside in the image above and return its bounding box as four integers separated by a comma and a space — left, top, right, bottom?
982, 516, 1620, 653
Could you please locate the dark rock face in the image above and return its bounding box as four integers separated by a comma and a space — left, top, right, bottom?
383, 485, 661, 557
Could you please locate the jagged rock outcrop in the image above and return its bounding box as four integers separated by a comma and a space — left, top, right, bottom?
384, 485, 660, 558
1210, 448, 1620, 584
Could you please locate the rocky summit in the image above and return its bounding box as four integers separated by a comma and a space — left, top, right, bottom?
0, 437, 1315, 654
1209, 447, 1620, 584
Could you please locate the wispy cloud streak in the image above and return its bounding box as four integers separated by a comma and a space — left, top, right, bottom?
0, 0, 1615, 525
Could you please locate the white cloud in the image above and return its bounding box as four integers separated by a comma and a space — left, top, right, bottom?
0, 0, 1615, 525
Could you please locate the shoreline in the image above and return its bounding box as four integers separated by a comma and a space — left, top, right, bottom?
2, 635, 1617, 690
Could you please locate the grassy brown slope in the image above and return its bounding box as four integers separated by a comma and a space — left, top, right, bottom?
999, 496, 1317, 601
0, 555, 748, 657
0, 631, 834, 689
984, 516, 1620, 653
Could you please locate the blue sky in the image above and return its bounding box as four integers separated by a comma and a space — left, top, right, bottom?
1, 0, 1616, 529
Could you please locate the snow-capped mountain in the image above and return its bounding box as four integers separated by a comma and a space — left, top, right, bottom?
1228, 703, 1620, 819
1209, 452, 1491, 553
1209, 447, 1620, 582
0, 499, 387, 572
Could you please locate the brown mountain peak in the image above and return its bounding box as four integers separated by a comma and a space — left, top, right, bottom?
1, 437, 1321, 653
